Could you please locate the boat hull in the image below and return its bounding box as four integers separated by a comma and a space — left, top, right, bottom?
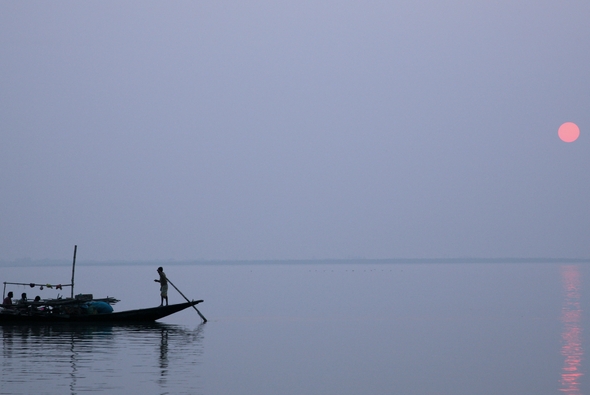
0, 301, 203, 324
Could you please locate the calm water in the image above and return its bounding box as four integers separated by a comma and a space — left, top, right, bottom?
0, 262, 586, 394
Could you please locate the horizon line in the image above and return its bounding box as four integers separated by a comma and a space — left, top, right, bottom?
1, 257, 590, 267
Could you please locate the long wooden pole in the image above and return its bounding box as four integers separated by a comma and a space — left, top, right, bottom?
167, 277, 207, 323
70, 245, 77, 299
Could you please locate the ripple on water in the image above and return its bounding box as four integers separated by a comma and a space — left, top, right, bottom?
0, 322, 205, 395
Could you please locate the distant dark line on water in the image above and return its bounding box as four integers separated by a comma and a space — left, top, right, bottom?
1, 257, 590, 267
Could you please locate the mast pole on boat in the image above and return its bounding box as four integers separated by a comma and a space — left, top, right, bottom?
71, 245, 77, 299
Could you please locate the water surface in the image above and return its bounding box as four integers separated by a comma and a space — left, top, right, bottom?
0, 262, 586, 394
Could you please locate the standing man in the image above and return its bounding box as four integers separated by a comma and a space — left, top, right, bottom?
154, 267, 169, 306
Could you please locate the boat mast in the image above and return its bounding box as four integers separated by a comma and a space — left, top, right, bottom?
71, 245, 77, 299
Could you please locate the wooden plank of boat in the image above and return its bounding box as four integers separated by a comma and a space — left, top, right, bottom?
81, 300, 204, 323
0, 300, 203, 324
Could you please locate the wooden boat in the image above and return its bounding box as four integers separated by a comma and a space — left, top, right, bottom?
2, 246, 206, 324
0, 300, 203, 324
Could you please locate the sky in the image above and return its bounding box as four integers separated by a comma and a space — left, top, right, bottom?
1, 1, 588, 261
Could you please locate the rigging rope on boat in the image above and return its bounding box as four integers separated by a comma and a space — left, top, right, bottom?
2, 282, 73, 300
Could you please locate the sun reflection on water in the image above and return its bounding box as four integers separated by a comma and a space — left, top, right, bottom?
560, 265, 583, 394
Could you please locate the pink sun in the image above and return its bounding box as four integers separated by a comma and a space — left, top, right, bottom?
558, 122, 580, 143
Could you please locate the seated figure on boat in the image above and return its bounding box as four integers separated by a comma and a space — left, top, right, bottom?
2, 292, 14, 308
31, 296, 42, 312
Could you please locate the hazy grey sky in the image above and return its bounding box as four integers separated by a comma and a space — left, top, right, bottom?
1, 1, 588, 261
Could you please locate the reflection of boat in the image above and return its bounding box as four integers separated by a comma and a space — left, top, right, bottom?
0, 300, 203, 324
0, 320, 205, 394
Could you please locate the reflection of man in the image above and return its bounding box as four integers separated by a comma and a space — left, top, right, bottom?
154, 267, 169, 306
